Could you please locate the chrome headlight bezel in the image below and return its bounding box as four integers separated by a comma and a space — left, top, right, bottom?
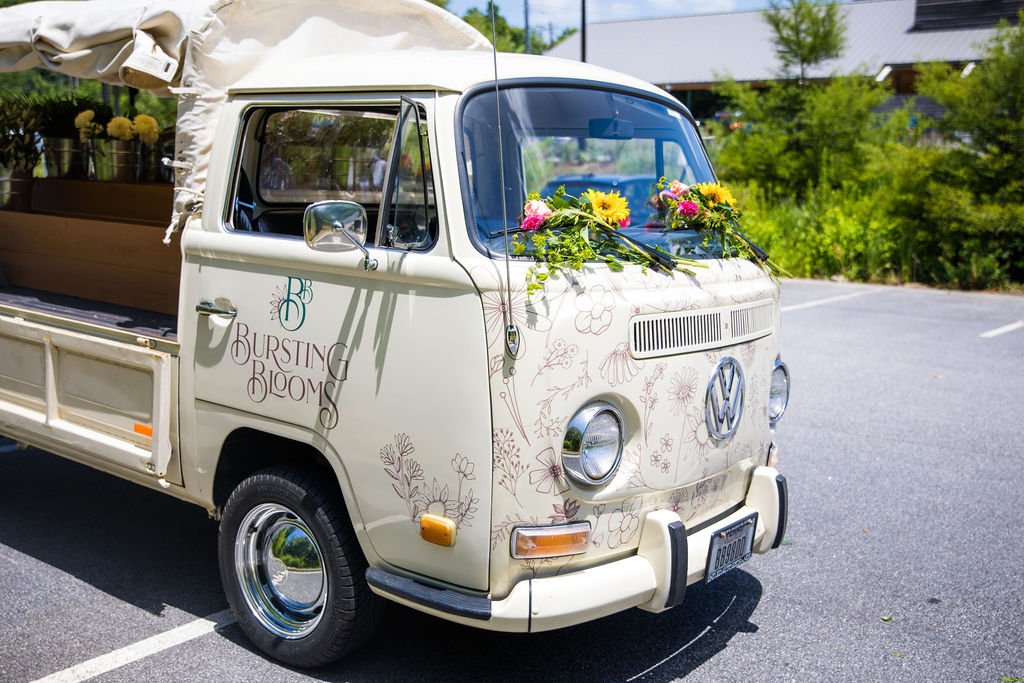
562, 402, 625, 486
768, 358, 790, 426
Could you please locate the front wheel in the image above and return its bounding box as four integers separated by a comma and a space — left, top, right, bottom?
218, 466, 382, 667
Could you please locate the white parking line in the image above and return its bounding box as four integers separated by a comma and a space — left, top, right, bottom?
31, 609, 236, 683
626, 595, 737, 681
979, 320, 1024, 339
781, 288, 882, 313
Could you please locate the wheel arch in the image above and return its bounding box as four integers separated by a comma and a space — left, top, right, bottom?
212, 428, 340, 510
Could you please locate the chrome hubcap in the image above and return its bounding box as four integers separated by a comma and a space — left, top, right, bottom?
235, 503, 327, 639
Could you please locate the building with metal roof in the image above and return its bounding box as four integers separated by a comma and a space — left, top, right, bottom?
546, 0, 1019, 116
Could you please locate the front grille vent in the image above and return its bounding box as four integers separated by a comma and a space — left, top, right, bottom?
629, 300, 775, 359
632, 312, 721, 357
731, 302, 774, 341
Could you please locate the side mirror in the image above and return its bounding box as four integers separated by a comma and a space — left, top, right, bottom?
303, 200, 377, 271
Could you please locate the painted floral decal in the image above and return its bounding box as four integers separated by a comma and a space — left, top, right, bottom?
493, 429, 528, 503
607, 497, 642, 549
574, 285, 615, 335
668, 368, 699, 415
599, 342, 643, 386
529, 448, 570, 495
533, 338, 579, 385
379, 433, 478, 529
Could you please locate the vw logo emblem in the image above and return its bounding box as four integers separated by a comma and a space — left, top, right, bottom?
705, 357, 745, 441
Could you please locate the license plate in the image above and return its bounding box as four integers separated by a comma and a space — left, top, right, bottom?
705, 513, 757, 583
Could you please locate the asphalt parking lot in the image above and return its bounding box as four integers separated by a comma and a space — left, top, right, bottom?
2, 279, 1023, 682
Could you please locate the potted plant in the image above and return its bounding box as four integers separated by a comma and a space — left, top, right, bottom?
133, 113, 165, 182
36, 91, 108, 179
0, 94, 43, 211
93, 114, 137, 182
74, 105, 112, 180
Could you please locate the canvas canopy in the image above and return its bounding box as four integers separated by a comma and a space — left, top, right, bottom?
0, 0, 491, 240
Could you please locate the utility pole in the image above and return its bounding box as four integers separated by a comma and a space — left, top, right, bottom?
581, 0, 587, 62
524, 0, 531, 54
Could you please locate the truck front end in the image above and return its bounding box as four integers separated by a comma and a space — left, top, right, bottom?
369, 71, 790, 631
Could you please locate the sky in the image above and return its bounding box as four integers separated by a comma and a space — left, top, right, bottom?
445, 0, 780, 35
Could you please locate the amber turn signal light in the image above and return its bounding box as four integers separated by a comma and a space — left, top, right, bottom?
511, 522, 591, 559
420, 514, 457, 547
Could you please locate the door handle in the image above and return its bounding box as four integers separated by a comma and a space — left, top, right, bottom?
196, 301, 237, 318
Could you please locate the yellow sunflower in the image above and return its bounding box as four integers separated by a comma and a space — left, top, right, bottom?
694, 182, 736, 207
584, 189, 630, 225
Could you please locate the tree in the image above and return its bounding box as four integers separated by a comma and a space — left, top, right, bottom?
918, 12, 1024, 202
460, 2, 573, 54
764, 0, 846, 83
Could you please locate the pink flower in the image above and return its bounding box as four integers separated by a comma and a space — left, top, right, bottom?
676, 200, 700, 218
669, 180, 689, 197
619, 216, 630, 228
659, 189, 678, 202
521, 213, 546, 231
524, 199, 552, 219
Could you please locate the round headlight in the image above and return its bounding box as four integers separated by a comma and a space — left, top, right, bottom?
562, 402, 624, 485
768, 359, 790, 425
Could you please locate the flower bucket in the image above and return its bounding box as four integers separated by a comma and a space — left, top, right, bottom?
93, 139, 136, 182
136, 143, 170, 183
0, 169, 34, 212
43, 137, 86, 179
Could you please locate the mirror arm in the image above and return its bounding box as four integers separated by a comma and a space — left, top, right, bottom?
332, 221, 378, 271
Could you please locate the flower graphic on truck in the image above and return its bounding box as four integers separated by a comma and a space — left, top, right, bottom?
379, 433, 477, 529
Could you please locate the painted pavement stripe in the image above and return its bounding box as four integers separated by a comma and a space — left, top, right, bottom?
30, 609, 236, 683
979, 320, 1024, 339
780, 288, 882, 313
625, 596, 737, 682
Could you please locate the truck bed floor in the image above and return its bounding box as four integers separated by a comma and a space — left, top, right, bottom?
0, 286, 177, 341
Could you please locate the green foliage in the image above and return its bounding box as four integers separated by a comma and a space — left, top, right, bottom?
0, 92, 42, 171
715, 76, 892, 199
461, 1, 572, 54
764, 0, 846, 82
718, 7, 1024, 289
918, 12, 1024, 202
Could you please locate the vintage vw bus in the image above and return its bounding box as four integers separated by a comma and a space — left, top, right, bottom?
0, 0, 790, 667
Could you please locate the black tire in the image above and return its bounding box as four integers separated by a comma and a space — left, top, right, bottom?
218, 466, 383, 667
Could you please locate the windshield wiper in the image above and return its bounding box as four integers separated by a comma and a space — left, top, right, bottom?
487, 225, 533, 239
593, 225, 677, 273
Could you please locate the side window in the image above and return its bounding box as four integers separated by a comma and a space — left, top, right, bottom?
380, 99, 437, 251
229, 107, 396, 238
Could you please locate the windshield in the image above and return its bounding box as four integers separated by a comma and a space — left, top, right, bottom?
459, 85, 719, 257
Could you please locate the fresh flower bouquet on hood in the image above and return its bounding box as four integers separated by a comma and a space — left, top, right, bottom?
512, 185, 701, 295
653, 178, 783, 274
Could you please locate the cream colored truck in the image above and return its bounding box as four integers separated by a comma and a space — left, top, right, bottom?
0, 0, 790, 667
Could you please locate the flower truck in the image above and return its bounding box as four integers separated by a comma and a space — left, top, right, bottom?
0, 0, 791, 667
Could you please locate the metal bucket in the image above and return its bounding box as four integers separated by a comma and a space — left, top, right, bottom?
0, 169, 33, 212
93, 139, 136, 182
43, 137, 86, 178
137, 144, 169, 183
